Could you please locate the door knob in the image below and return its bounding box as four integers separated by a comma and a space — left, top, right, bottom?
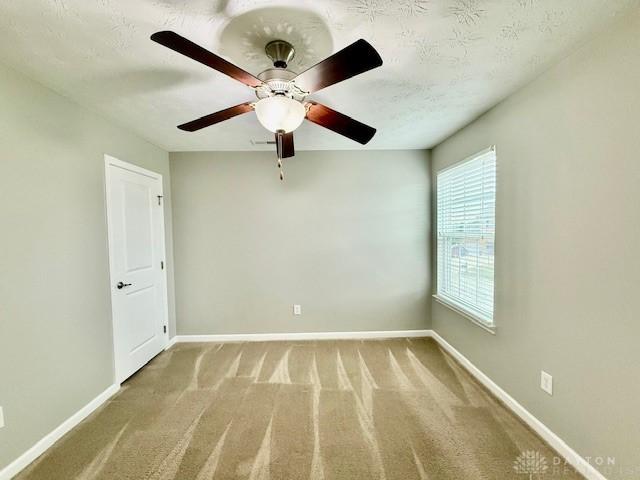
117, 281, 132, 289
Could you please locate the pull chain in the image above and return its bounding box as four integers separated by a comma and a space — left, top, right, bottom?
277, 156, 284, 181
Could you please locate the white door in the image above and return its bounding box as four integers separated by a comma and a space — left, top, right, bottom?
105, 155, 168, 384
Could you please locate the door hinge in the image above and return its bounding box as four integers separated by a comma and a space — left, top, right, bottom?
160, 261, 164, 270
157, 195, 163, 206
163, 325, 167, 334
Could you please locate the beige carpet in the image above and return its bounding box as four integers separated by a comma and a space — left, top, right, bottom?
16, 338, 584, 479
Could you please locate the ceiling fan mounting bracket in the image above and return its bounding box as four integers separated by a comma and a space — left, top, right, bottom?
265, 40, 295, 69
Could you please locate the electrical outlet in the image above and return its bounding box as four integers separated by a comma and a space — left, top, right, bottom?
0, 406, 5, 429
540, 371, 553, 395
293, 304, 302, 315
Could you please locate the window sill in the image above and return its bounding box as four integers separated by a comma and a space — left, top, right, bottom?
432, 295, 496, 335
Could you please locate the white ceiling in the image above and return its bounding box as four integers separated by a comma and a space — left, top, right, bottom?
0, 0, 636, 151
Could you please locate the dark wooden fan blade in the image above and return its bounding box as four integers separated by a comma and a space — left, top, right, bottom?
151, 31, 262, 88
305, 102, 376, 145
178, 102, 254, 132
293, 39, 382, 94
275, 130, 295, 158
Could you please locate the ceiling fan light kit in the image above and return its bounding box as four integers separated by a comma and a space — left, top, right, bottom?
150, 30, 383, 179
254, 95, 306, 133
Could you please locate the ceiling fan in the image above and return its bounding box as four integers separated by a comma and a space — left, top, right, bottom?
151, 31, 383, 178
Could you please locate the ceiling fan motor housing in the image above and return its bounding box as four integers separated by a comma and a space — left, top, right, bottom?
256, 40, 308, 101
256, 67, 307, 101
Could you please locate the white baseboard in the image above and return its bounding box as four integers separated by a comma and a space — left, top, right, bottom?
165, 336, 178, 350
430, 331, 606, 480
171, 329, 434, 344
0, 384, 120, 480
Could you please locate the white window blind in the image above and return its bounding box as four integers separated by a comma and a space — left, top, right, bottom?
437, 147, 496, 326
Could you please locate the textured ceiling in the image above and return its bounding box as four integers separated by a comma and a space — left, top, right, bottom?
0, 0, 636, 151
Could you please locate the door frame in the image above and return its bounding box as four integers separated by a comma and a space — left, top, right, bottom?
104, 154, 170, 383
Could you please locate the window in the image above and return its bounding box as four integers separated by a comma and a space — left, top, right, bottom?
436, 147, 496, 328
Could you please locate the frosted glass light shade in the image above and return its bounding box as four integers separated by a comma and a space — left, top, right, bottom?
254, 96, 306, 133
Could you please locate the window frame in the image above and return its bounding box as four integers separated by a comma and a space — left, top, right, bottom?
434, 146, 497, 333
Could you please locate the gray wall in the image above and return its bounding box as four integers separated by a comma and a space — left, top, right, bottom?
0, 62, 175, 471
431, 11, 640, 480
170, 150, 431, 335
